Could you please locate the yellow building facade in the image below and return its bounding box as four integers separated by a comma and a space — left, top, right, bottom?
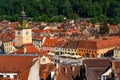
3, 41, 16, 54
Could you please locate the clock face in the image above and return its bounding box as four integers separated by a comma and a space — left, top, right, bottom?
26, 31, 29, 35
18, 31, 20, 35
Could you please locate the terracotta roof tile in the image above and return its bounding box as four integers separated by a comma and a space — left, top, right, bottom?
54, 39, 66, 47
40, 64, 55, 79
66, 29, 80, 35
63, 40, 79, 49
112, 60, 120, 79
19, 67, 29, 80
78, 36, 120, 50
113, 61, 120, 68
56, 65, 81, 80
78, 40, 97, 50
1, 33, 15, 42
42, 37, 59, 47
32, 29, 44, 33
83, 59, 111, 80
0, 55, 37, 73
16, 44, 39, 54
9, 22, 19, 33
83, 59, 111, 67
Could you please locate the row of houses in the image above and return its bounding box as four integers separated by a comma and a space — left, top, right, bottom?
1, 33, 120, 59
41, 36, 120, 59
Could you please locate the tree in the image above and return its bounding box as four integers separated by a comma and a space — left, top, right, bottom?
89, 14, 107, 24
1, 0, 120, 22
112, 16, 120, 25
11, 14, 19, 22
99, 22, 109, 35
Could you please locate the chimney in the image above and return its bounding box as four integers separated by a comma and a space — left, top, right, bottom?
51, 71, 55, 80
72, 66, 75, 71
56, 63, 59, 69
24, 47, 26, 54
64, 68, 67, 73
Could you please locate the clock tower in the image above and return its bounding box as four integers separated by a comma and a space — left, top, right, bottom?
15, 10, 32, 47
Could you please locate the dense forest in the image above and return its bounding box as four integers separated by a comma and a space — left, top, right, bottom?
1, 0, 120, 24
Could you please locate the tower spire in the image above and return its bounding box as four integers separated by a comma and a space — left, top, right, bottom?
20, 7, 27, 23
21, 7, 25, 15
15, 8, 30, 29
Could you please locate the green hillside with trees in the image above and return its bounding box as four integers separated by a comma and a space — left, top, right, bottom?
0, 0, 120, 24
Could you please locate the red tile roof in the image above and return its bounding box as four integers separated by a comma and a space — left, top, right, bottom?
19, 67, 29, 80
40, 64, 55, 79
0, 55, 37, 73
83, 59, 111, 67
78, 36, 120, 50
112, 60, 120, 80
63, 40, 79, 49
66, 29, 80, 35
9, 22, 19, 33
54, 39, 66, 47
16, 44, 39, 54
56, 65, 81, 80
44, 29, 51, 33
1, 33, 15, 42
39, 50, 48, 53
42, 37, 59, 47
83, 59, 111, 80
1, 37, 13, 42
32, 29, 44, 33
113, 60, 120, 68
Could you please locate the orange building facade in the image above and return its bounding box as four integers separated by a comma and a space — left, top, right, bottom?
77, 36, 120, 58
77, 48, 97, 58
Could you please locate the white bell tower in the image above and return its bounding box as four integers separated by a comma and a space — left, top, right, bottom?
15, 9, 32, 47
